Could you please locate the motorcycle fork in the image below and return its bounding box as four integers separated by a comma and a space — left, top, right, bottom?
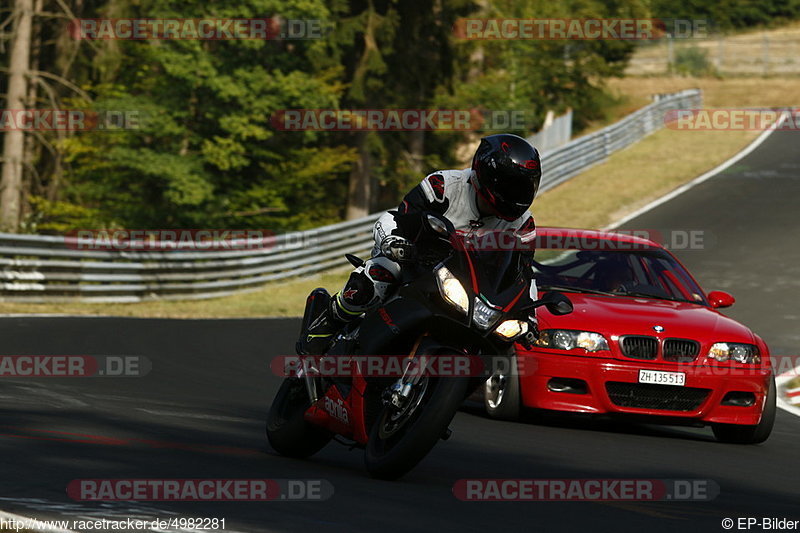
300, 356, 319, 403
387, 333, 428, 410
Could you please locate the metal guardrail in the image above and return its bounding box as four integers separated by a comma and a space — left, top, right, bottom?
0, 89, 701, 303
538, 88, 701, 192
528, 109, 573, 153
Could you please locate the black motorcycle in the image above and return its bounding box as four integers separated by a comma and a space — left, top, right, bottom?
267, 211, 572, 480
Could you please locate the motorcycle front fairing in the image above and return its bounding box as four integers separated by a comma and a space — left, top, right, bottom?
356, 243, 533, 380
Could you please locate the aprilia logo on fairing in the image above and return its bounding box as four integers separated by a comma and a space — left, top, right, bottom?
324, 397, 350, 425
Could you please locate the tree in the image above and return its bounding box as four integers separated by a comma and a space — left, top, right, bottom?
437, 0, 642, 137
0, 0, 670, 234
327, 0, 474, 219
0, 0, 34, 231
55, 0, 357, 232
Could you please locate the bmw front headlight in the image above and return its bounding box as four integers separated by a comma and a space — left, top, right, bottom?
535, 330, 609, 352
435, 265, 469, 314
707, 342, 760, 364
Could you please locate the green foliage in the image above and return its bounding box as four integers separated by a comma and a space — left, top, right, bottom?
55, 0, 358, 231
22, 196, 105, 234
648, 0, 800, 31
672, 46, 717, 77
435, 0, 642, 138
14, 0, 773, 232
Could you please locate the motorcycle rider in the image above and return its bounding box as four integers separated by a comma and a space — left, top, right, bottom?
299, 133, 542, 355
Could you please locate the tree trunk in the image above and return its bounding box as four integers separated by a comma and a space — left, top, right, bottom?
345, 132, 372, 220
21, 0, 43, 220
408, 125, 425, 177
0, 0, 34, 232
345, 1, 378, 220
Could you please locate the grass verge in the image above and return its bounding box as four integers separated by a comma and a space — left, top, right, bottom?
1, 76, 797, 318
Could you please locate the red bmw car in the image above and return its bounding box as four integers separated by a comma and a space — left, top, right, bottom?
482, 228, 776, 444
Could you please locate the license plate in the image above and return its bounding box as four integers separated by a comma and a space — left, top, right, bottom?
638, 369, 685, 386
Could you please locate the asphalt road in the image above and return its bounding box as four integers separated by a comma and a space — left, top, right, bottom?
1, 128, 799, 533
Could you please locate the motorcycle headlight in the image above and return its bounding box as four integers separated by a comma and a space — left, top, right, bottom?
495, 320, 529, 340
535, 330, 609, 352
473, 297, 501, 330
707, 342, 760, 364
435, 266, 469, 314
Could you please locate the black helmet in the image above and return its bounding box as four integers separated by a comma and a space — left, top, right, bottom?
471, 133, 542, 221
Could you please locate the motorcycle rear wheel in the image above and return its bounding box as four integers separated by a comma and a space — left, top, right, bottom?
266, 377, 333, 458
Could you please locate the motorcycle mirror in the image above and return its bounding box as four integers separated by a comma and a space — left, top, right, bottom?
543, 292, 573, 315
519, 291, 573, 315
345, 253, 366, 268
426, 214, 452, 236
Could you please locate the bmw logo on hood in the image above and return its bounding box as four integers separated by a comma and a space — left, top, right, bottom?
653, 325, 665, 332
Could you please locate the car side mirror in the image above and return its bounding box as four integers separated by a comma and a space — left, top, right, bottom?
707, 290, 735, 309
541, 291, 574, 316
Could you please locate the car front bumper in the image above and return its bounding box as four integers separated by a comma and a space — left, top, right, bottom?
518, 349, 772, 426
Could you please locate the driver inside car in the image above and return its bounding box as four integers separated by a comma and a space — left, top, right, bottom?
299, 133, 543, 355
592, 257, 637, 293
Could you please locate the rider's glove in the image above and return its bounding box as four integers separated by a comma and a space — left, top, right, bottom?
380, 235, 416, 263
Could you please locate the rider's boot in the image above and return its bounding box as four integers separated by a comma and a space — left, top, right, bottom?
297, 262, 389, 356
296, 290, 359, 356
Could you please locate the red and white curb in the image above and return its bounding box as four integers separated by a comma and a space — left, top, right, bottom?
776, 366, 800, 417
784, 387, 800, 405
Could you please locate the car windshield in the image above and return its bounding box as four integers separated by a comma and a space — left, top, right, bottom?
532, 248, 707, 305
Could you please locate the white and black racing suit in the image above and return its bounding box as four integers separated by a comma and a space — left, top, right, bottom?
331, 168, 538, 320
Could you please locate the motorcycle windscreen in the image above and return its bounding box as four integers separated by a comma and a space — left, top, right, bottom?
462, 243, 529, 309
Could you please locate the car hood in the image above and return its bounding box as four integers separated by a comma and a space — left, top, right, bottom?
537, 293, 756, 343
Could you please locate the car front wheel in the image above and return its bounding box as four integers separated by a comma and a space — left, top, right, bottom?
712, 375, 776, 444
484, 354, 521, 420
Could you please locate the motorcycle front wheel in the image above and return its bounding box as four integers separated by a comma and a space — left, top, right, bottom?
365, 373, 468, 480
